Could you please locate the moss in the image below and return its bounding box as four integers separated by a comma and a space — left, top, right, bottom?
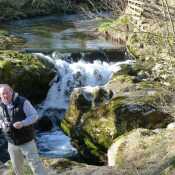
0, 50, 54, 104
83, 138, 100, 157
0, 60, 11, 68
83, 113, 116, 148
62, 87, 173, 163
112, 15, 130, 26
98, 20, 114, 32
98, 15, 130, 33
116, 64, 140, 76
43, 158, 86, 174
112, 74, 133, 83
127, 45, 139, 59
0, 29, 9, 36
110, 96, 126, 109
81, 97, 125, 149
60, 120, 71, 136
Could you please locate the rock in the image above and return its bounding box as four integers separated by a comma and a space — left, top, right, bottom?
43, 158, 129, 175
0, 51, 55, 104
167, 122, 175, 130
0, 161, 9, 175
83, 48, 126, 62
58, 165, 128, 175
43, 158, 86, 174
41, 108, 66, 127
61, 74, 174, 164
35, 116, 53, 132
108, 128, 175, 174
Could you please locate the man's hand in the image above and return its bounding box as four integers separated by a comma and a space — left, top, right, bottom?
13, 122, 23, 129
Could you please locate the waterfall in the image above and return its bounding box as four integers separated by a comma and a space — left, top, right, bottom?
36, 52, 132, 112
34, 52, 132, 158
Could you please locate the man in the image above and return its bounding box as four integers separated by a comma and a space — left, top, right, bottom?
0, 84, 47, 175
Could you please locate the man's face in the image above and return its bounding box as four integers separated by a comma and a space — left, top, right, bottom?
0, 87, 13, 104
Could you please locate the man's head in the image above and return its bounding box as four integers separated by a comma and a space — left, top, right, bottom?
0, 84, 13, 104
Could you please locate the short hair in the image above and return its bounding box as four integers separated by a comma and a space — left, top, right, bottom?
0, 84, 13, 93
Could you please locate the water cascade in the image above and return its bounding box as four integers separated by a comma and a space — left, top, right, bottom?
35, 52, 132, 158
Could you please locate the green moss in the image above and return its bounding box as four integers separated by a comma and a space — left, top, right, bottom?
112, 74, 133, 83
113, 15, 130, 25
98, 15, 130, 33
60, 120, 71, 136
98, 20, 113, 32
137, 81, 164, 90
0, 50, 54, 104
0, 29, 9, 36
83, 115, 116, 148
81, 97, 125, 149
0, 60, 11, 68
84, 138, 98, 152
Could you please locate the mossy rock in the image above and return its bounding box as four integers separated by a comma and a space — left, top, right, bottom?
105, 74, 134, 96
0, 50, 55, 104
0, 28, 25, 50
61, 78, 173, 164
0, 35, 25, 50
108, 128, 175, 174
61, 88, 93, 139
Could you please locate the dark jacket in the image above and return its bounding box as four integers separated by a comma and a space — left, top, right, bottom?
0, 95, 35, 145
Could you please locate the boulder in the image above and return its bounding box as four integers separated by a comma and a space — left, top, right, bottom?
41, 158, 131, 175
0, 50, 55, 104
5, 157, 131, 175
35, 116, 53, 132
108, 128, 175, 175
61, 77, 173, 163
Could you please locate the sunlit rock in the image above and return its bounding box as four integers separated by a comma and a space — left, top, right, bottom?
167, 122, 175, 130
108, 128, 175, 174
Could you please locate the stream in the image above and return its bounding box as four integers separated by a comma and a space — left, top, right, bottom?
1, 14, 131, 160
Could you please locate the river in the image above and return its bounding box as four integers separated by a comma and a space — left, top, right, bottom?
1, 14, 131, 160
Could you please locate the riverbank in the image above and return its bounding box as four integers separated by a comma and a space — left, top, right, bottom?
1, 2, 175, 175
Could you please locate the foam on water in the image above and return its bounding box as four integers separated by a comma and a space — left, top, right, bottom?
34, 52, 133, 158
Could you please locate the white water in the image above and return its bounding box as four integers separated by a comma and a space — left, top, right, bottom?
36, 52, 132, 111
35, 52, 132, 158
